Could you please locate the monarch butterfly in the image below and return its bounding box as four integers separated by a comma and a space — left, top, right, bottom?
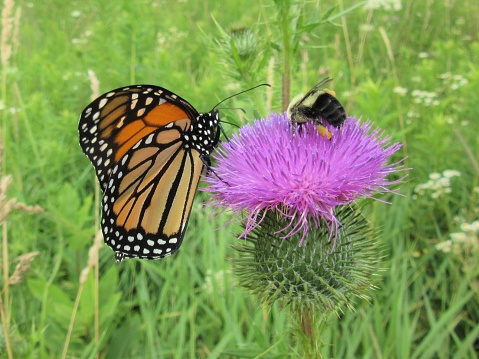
287, 77, 346, 139
78, 85, 222, 262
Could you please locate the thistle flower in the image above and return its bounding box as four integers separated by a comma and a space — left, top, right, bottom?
205, 112, 405, 245
205, 111, 407, 356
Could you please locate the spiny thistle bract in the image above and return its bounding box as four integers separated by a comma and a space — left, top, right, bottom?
233, 205, 380, 315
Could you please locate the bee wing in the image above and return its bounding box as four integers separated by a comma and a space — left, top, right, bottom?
292, 77, 332, 108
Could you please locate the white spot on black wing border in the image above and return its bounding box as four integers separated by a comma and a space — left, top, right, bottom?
104, 223, 186, 262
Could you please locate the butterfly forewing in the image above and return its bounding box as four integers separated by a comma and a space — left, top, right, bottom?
79, 85, 199, 191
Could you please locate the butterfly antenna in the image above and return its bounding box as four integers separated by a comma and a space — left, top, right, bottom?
212, 83, 271, 110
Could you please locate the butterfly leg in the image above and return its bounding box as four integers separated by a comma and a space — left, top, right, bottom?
200, 154, 229, 185
219, 123, 230, 142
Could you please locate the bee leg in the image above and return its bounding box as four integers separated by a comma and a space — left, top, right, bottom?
291, 122, 305, 136
316, 124, 333, 140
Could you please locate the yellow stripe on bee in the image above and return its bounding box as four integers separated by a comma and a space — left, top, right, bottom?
323, 89, 336, 97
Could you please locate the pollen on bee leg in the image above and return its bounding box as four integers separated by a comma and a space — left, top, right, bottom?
316, 124, 333, 140
323, 89, 336, 97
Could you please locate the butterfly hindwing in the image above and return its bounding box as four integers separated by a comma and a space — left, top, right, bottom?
101, 121, 203, 261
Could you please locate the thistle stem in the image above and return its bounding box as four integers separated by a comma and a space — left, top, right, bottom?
295, 308, 326, 359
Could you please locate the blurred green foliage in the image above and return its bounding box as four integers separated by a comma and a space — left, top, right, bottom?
1, 0, 478, 357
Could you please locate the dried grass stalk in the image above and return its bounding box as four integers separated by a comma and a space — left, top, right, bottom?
8, 251, 40, 285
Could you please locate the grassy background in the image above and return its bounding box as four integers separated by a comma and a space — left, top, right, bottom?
1, 0, 479, 358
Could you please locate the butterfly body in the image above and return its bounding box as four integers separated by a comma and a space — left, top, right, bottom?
287, 77, 346, 137
79, 85, 220, 261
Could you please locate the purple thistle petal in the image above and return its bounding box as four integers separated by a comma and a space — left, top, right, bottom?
204, 112, 406, 243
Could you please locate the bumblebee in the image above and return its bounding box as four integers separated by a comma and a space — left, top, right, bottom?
287, 77, 346, 139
